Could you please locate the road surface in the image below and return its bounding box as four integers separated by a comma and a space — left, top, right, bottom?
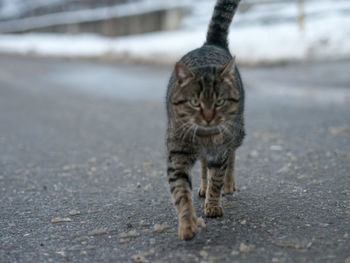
0, 54, 349, 263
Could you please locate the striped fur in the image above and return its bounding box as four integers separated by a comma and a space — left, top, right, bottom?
223, 151, 236, 194
198, 158, 208, 197
166, 0, 245, 240
206, 0, 241, 49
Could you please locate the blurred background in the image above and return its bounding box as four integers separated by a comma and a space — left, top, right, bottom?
0, 0, 349, 64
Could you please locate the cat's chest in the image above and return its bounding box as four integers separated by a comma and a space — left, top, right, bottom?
199, 144, 228, 159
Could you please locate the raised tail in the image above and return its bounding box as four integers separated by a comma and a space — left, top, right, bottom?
205, 0, 241, 49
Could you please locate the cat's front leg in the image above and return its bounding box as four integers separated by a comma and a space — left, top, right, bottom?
198, 158, 208, 197
205, 157, 228, 217
224, 151, 236, 195
167, 149, 198, 240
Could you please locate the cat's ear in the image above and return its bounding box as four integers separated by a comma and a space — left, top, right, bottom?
220, 56, 236, 77
175, 62, 195, 85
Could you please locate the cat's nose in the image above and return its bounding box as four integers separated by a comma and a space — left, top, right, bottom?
203, 109, 214, 124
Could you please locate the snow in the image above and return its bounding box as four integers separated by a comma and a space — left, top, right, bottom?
0, 0, 350, 65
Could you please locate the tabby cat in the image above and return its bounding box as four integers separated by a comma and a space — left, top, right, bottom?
166, 0, 245, 240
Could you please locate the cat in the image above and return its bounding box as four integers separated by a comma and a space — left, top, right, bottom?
166, 0, 245, 240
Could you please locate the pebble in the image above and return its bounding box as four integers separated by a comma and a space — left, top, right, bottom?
67, 245, 82, 251
56, 251, 66, 256
27, 163, 35, 168
58, 173, 71, 177
120, 230, 139, 238
286, 152, 297, 162
278, 164, 290, 174
277, 139, 285, 145
62, 165, 71, 172
123, 169, 132, 174
329, 126, 350, 136
199, 250, 208, 258
143, 162, 153, 168
272, 258, 284, 263
119, 238, 130, 244
143, 184, 152, 192
153, 224, 171, 233
240, 220, 246, 225
274, 240, 304, 249
270, 145, 283, 151
231, 250, 239, 256
143, 249, 155, 257
150, 238, 156, 245
248, 150, 259, 158
306, 149, 313, 155
88, 229, 108, 236
75, 236, 88, 242
132, 255, 148, 263
89, 157, 97, 163
239, 243, 252, 253
139, 220, 150, 227
68, 210, 81, 216
51, 217, 72, 223
342, 190, 350, 196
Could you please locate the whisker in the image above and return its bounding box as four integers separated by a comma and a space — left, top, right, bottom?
192, 125, 198, 144
225, 121, 244, 133
218, 125, 226, 143
220, 124, 231, 136
181, 124, 194, 143
175, 122, 191, 136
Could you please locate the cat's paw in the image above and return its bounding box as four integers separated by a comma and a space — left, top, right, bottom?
178, 217, 198, 240
198, 185, 206, 198
223, 185, 236, 195
205, 205, 224, 217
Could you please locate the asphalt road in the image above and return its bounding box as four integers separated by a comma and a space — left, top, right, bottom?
0, 54, 349, 263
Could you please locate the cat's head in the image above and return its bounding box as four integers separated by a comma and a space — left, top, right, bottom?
170, 58, 243, 141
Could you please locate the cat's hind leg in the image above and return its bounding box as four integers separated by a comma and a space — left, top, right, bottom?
224, 151, 236, 195
198, 158, 208, 198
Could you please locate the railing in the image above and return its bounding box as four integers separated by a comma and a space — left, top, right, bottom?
0, 1, 189, 36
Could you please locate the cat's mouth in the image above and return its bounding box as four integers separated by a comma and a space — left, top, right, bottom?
196, 126, 220, 137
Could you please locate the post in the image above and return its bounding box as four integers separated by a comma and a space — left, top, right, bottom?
298, 0, 305, 32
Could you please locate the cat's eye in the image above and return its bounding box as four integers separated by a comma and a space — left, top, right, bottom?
190, 98, 200, 107
215, 99, 225, 107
